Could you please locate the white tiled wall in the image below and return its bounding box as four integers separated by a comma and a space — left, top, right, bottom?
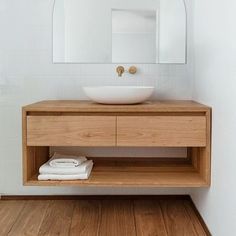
0, 0, 194, 195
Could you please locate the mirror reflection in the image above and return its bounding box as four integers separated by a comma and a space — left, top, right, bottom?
112, 10, 157, 63
53, 0, 186, 64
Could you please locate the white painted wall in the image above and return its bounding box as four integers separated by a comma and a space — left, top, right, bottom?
53, 0, 65, 62
0, 0, 193, 195
159, 0, 186, 63
191, 0, 236, 235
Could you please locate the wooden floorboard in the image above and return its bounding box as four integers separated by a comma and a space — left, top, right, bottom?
8, 200, 50, 236
183, 200, 208, 236
38, 200, 75, 236
160, 200, 199, 236
0, 200, 26, 235
134, 200, 168, 236
99, 200, 136, 236
0, 198, 209, 236
70, 200, 101, 236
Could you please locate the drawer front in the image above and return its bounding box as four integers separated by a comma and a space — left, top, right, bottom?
117, 116, 206, 147
27, 116, 116, 146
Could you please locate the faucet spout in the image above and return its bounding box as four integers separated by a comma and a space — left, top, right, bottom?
116, 66, 125, 77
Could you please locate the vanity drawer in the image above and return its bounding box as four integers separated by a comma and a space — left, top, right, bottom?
117, 116, 207, 147
27, 116, 116, 146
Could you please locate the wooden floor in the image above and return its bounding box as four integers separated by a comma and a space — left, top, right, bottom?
0, 199, 209, 236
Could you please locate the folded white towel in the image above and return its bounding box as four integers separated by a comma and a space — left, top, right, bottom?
38, 163, 93, 180
49, 152, 87, 168
39, 160, 93, 175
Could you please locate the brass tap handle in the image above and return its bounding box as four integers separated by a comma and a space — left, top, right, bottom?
128, 66, 137, 75
116, 66, 125, 77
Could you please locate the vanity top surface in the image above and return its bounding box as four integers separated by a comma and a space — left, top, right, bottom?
23, 100, 211, 112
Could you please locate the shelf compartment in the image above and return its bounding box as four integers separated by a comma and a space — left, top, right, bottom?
28, 172, 206, 187
24, 153, 208, 187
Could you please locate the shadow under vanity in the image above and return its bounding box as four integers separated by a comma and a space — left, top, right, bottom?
22, 100, 211, 187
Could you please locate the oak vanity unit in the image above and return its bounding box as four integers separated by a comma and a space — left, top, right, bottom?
22, 100, 211, 187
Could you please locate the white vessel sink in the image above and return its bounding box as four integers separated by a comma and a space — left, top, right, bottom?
83, 86, 154, 104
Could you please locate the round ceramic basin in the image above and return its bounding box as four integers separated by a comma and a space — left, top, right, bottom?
83, 86, 154, 104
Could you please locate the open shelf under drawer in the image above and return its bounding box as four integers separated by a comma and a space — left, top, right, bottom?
24, 149, 209, 187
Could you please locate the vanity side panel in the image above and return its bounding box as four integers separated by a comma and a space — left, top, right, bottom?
199, 109, 211, 185
22, 108, 28, 183
23, 109, 50, 183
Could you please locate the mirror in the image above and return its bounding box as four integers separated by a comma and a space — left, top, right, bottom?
112, 10, 157, 63
53, 0, 186, 64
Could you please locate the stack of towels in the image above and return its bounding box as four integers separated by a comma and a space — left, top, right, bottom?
38, 152, 93, 180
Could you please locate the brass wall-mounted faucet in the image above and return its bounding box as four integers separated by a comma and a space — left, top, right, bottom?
116, 66, 137, 77
116, 66, 125, 77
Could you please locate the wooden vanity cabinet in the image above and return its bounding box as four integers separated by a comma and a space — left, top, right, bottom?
22, 100, 211, 187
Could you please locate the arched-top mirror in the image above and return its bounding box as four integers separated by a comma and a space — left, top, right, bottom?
53, 0, 187, 64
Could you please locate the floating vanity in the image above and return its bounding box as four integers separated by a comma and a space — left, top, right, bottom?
22, 100, 211, 187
